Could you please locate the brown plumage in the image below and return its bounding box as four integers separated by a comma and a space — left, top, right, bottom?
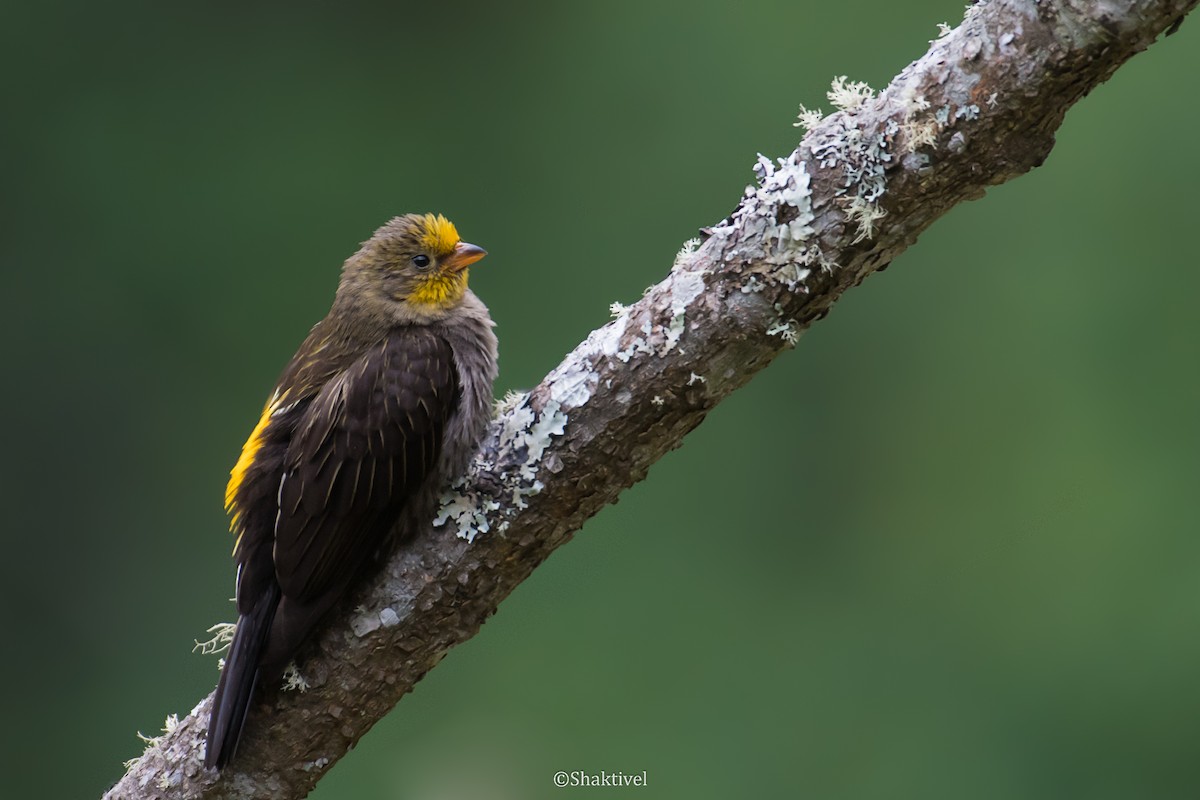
205, 214, 498, 770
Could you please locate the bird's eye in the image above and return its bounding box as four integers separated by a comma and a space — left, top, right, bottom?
411, 254, 432, 270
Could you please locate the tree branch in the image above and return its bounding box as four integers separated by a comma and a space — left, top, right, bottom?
105, 1, 1197, 797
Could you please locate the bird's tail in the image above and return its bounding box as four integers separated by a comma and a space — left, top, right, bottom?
205, 585, 280, 769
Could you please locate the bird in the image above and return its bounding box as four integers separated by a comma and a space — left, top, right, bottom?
204, 213, 498, 770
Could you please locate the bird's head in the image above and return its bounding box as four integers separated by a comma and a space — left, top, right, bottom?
339, 213, 488, 323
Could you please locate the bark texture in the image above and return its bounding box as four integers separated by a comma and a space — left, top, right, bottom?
105, 1, 1197, 797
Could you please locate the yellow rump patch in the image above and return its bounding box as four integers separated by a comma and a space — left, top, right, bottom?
419, 213, 460, 257
225, 395, 279, 537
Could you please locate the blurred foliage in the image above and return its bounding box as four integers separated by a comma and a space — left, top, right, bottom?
3, 2, 1198, 798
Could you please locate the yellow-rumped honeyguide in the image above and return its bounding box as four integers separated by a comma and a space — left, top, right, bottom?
205, 213, 498, 769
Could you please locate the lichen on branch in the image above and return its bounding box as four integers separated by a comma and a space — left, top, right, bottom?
105, 2, 1198, 798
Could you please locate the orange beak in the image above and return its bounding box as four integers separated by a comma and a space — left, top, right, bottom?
443, 241, 487, 273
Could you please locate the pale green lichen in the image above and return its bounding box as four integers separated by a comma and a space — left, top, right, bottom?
793, 103, 825, 132
827, 76, 876, 112
521, 401, 568, 472
741, 276, 765, 293
899, 93, 979, 156
615, 318, 654, 363
193, 622, 236, 656
136, 714, 178, 744
494, 389, 528, 416
777, 263, 814, 284
900, 117, 939, 151
845, 195, 888, 243
434, 396, 568, 542
608, 301, 629, 318
662, 270, 706, 354
282, 662, 309, 692
766, 318, 801, 345
664, 314, 685, 352
707, 150, 830, 284
673, 238, 702, 270
591, 314, 629, 359
767, 303, 802, 345
898, 86, 931, 115
895, 81, 938, 154
809, 97, 895, 244
548, 355, 598, 408
434, 483, 501, 542
125, 714, 180, 768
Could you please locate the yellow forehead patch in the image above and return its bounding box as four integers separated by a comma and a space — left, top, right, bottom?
419, 213, 460, 256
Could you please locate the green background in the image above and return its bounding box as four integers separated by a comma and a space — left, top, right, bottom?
4, 2, 1198, 798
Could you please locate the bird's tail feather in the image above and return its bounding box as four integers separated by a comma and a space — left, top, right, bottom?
204, 585, 280, 769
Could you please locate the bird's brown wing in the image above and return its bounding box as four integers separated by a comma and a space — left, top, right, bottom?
272, 328, 458, 601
